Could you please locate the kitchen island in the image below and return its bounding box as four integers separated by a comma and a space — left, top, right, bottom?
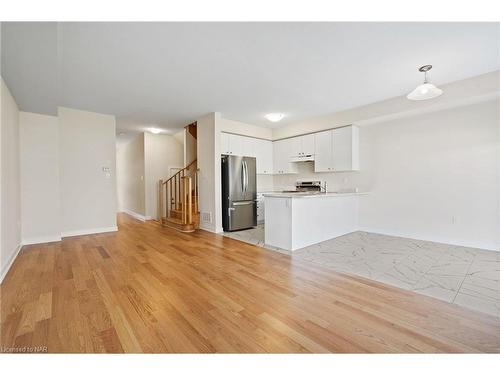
263, 192, 368, 251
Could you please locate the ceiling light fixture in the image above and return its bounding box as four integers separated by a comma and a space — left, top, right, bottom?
265, 113, 285, 122
149, 128, 162, 134
407, 65, 443, 101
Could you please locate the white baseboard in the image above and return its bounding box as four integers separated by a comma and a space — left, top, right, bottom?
22, 235, 62, 246
199, 223, 215, 233
61, 226, 118, 238
122, 209, 150, 222
0, 243, 23, 284
199, 224, 224, 234
358, 227, 499, 252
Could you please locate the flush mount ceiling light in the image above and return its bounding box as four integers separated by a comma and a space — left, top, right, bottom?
407, 65, 443, 101
149, 128, 162, 134
265, 113, 285, 122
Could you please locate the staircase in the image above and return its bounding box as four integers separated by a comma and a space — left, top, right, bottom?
158, 122, 200, 232
159, 159, 199, 232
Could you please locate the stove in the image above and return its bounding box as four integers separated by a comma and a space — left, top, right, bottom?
283, 180, 323, 193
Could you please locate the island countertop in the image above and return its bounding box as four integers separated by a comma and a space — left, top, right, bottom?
263, 191, 368, 198
264, 191, 366, 251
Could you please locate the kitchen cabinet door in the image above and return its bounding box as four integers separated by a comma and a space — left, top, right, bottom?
263, 141, 274, 174
227, 134, 243, 155
301, 134, 315, 156
273, 139, 285, 174
254, 139, 273, 174
314, 130, 333, 172
241, 136, 255, 157
256, 139, 274, 174
273, 138, 297, 174
288, 137, 302, 158
220, 132, 230, 154
332, 126, 359, 171
289, 134, 315, 157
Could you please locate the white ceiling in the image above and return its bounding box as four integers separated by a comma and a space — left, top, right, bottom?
2, 22, 499, 137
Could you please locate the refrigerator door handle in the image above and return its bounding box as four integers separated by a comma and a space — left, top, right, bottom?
245, 161, 248, 194
228, 207, 235, 216
240, 162, 245, 194
243, 160, 248, 194
232, 201, 254, 206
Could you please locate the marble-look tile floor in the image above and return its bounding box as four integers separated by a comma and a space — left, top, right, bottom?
223, 226, 500, 318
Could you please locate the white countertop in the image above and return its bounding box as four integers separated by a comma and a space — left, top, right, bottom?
263, 191, 368, 198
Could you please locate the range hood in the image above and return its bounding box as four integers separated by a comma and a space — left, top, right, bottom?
290, 154, 315, 162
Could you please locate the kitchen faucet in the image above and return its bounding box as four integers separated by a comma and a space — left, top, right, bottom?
320, 181, 328, 193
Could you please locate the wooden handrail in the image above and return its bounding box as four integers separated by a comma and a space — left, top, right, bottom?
163, 159, 197, 186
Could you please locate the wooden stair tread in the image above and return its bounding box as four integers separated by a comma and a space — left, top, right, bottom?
163, 217, 197, 233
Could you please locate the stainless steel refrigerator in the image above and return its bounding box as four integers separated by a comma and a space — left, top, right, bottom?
221, 155, 257, 231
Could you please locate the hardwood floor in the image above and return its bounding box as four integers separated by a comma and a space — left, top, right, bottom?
1, 213, 500, 353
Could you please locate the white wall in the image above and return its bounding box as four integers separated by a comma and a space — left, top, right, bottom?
185, 129, 197, 166
257, 175, 274, 192
359, 100, 499, 251
274, 100, 500, 251
197, 112, 222, 232
19, 112, 61, 244
59, 107, 117, 236
116, 133, 145, 217
144, 132, 183, 219
272, 70, 500, 140
0, 78, 21, 282
220, 117, 273, 140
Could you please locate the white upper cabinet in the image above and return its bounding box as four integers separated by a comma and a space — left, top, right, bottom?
332, 126, 359, 171
314, 130, 333, 172
221, 126, 358, 175
289, 137, 302, 158
221, 132, 230, 154
273, 138, 298, 174
220, 132, 273, 174
228, 133, 243, 155
220, 133, 245, 155
241, 136, 255, 157
290, 134, 315, 158
314, 125, 359, 172
301, 134, 316, 156
254, 138, 274, 174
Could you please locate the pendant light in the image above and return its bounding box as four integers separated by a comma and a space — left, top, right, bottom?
407, 65, 443, 101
